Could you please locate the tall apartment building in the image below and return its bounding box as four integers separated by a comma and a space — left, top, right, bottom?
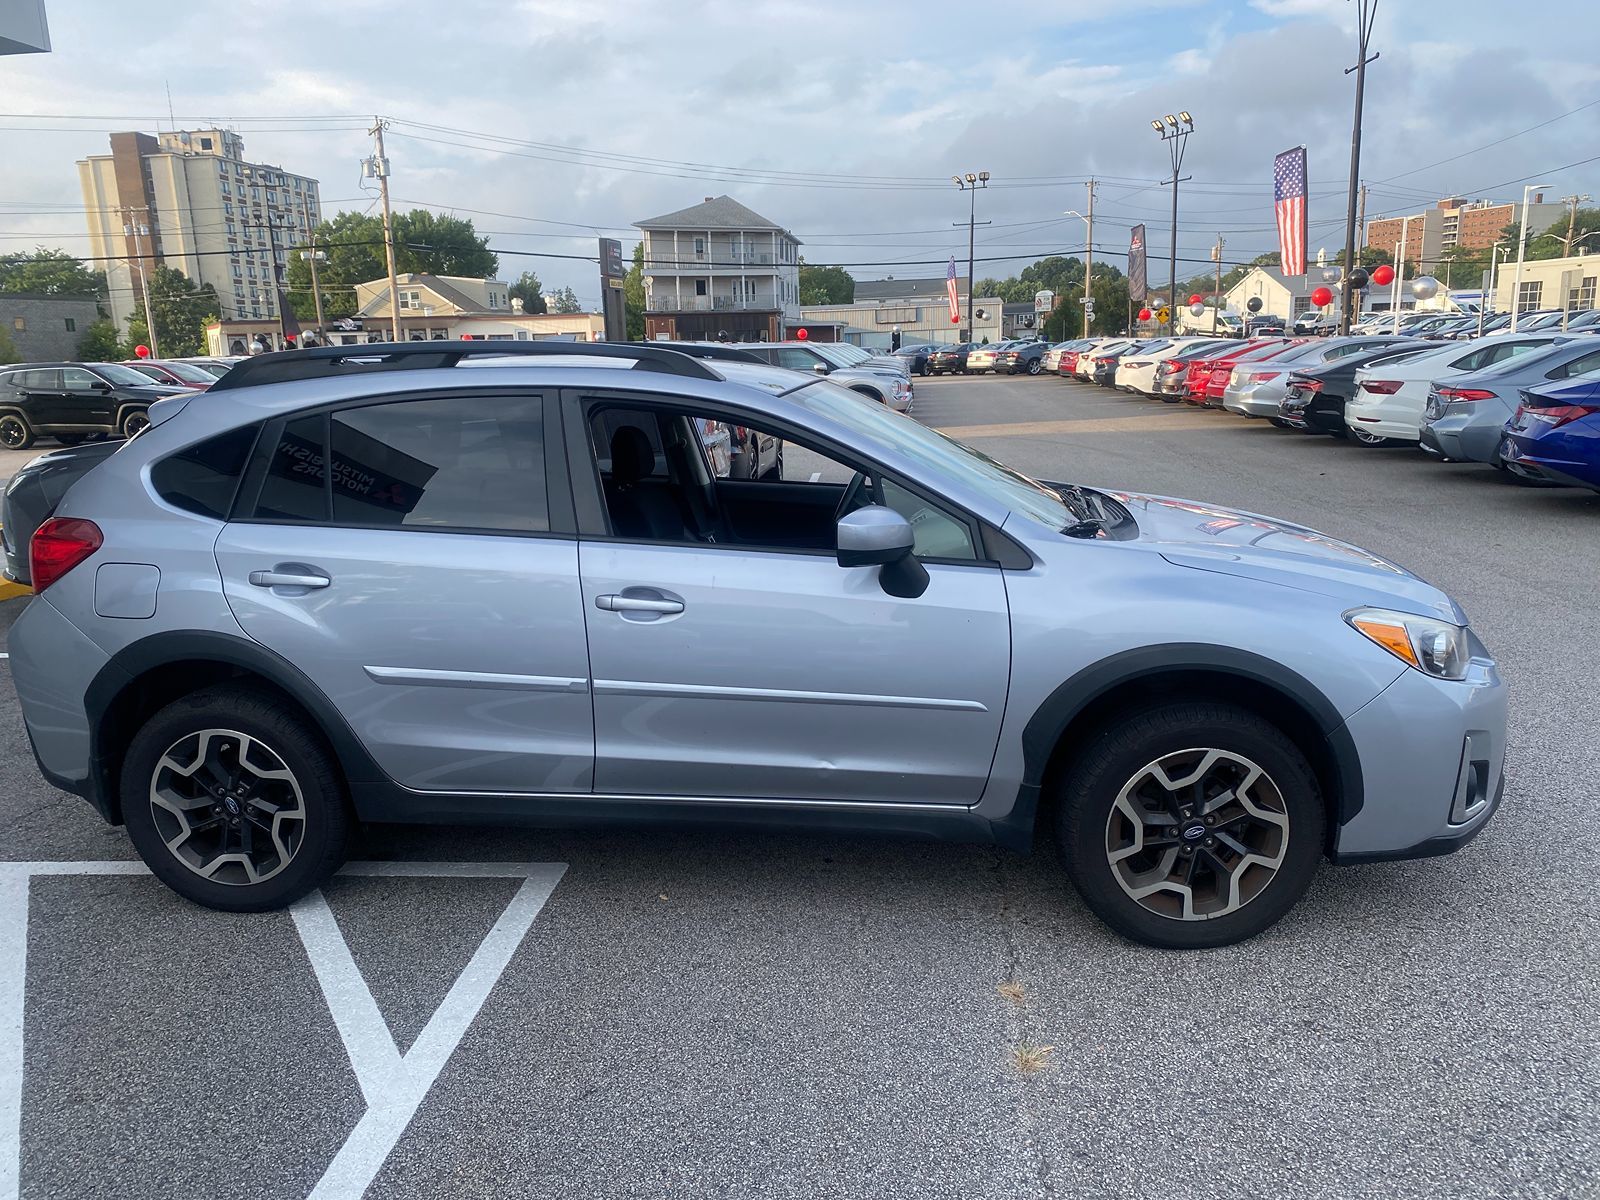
1367, 194, 1566, 271
77, 129, 322, 331
635, 195, 801, 342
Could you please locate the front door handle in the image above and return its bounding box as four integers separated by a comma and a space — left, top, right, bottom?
596, 593, 684, 614
249, 567, 331, 590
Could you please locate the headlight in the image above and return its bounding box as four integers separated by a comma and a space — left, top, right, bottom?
1345, 607, 1471, 680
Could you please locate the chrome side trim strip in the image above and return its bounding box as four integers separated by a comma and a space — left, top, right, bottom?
591, 678, 987, 712
363, 666, 589, 693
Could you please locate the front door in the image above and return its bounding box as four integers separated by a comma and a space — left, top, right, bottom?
60, 366, 119, 427
575, 398, 1011, 805
213, 390, 594, 795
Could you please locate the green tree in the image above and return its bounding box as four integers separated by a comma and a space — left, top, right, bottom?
75, 318, 122, 361
1528, 208, 1600, 260
509, 270, 547, 314
284, 209, 498, 321
623, 242, 646, 340
0, 324, 19, 365
798, 260, 854, 305
0, 248, 106, 298
121, 266, 220, 357
551, 286, 581, 314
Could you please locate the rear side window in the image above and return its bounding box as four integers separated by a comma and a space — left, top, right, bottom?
244, 396, 549, 533
1547, 347, 1600, 380
151, 425, 260, 519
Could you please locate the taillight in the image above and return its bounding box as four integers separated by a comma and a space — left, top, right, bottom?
30, 517, 103, 592
1360, 380, 1403, 394
1531, 403, 1600, 428
1438, 387, 1495, 402
1248, 371, 1281, 383
1295, 378, 1325, 393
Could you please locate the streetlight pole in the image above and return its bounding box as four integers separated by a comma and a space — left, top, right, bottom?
122, 210, 159, 358
1510, 182, 1551, 333
952, 172, 989, 344
1339, 0, 1380, 335
1152, 113, 1194, 336
1063, 201, 1094, 337
1390, 213, 1416, 334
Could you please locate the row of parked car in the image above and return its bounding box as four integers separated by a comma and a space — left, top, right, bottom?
0, 357, 239, 451
1040, 324, 1600, 493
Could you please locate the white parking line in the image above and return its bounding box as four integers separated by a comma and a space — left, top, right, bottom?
0, 859, 567, 1200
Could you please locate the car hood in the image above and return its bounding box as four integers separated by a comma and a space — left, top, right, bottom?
1097, 488, 1464, 622
125, 383, 189, 399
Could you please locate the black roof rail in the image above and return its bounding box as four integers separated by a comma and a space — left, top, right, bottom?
206, 340, 727, 392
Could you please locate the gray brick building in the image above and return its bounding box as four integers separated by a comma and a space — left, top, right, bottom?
0, 294, 102, 363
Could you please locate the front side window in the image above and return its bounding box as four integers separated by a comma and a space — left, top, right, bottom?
245, 396, 549, 533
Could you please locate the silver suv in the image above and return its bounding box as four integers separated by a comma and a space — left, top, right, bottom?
9, 342, 1506, 948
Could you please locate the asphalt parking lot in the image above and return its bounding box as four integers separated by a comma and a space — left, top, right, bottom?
2, 374, 1596, 1200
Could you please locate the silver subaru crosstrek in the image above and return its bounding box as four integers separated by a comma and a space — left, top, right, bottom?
8, 342, 1507, 949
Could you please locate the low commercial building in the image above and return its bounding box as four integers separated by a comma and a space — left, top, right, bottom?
0, 294, 101, 361
1488, 252, 1598, 315
800, 276, 1004, 348
1223, 266, 1329, 323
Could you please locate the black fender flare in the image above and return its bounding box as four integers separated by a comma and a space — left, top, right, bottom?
83, 629, 389, 820
1016, 642, 1364, 826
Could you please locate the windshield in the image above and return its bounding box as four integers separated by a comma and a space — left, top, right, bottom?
829, 344, 872, 363
159, 361, 217, 383
793, 380, 1075, 529
94, 363, 162, 385
813, 343, 864, 367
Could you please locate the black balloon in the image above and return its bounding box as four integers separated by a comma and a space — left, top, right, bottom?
1348, 268, 1370, 290
1246, 296, 1263, 312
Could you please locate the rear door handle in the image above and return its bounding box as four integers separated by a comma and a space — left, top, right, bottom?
596, 593, 683, 614
249, 567, 331, 590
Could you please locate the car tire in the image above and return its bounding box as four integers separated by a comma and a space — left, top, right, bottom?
1054, 702, 1323, 949
1268, 417, 1294, 429
1349, 428, 1395, 447
1028, 359, 1042, 375
53, 433, 88, 446
121, 683, 351, 912
0, 414, 35, 451
120, 409, 151, 439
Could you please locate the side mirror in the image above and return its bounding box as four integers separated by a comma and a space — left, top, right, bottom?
811, 361, 830, 374
92, 379, 113, 391
836, 505, 929, 598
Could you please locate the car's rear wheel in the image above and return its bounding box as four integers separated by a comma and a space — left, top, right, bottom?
1028, 358, 1042, 375
53, 433, 88, 446
1268, 417, 1294, 429
1055, 703, 1323, 949
121, 684, 350, 911
1349, 427, 1395, 447
120, 409, 151, 439
0, 414, 34, 451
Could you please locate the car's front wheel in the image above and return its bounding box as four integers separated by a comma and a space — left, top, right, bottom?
121, 684, 350, 911
1055, 703, 1323, 949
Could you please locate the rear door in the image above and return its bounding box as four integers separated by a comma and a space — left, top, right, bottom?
213, 389, 594, 795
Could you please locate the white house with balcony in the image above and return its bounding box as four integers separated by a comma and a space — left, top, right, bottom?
635, 195, 802, 341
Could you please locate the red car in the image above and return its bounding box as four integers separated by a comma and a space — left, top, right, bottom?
1058, 349, 1085, 377
121, 359, 216, 391
1183, 338, 1299, 406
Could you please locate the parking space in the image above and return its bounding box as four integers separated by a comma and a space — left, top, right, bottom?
2, 375, 1596, 1199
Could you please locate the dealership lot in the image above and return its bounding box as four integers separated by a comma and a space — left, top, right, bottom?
2, 374, 1596, 1200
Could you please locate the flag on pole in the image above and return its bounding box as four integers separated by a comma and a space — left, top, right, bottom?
946, 257, 961, 325
1273, 147, 1308, 277
1128, 225, 1147, 302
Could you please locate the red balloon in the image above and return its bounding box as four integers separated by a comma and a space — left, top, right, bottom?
134, 344, 150, 358
1371, 264, 1395, 287
1137, 308, 1152, 321
1311, 286, 1334, 307
459, 333, 473, 340
950, 314, 960, 324
1188, 294, 1203, 306
796, 327, 809, 340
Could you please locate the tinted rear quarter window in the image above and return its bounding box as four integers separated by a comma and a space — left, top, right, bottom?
151, 425, 260, 519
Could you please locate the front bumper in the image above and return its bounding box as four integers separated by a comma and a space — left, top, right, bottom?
1331, 651, 1507, 863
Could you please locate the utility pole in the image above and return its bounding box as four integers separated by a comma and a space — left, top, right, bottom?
951, 172, 990, 343
122, 209, 159, 358
368, 117, 402, 343
1083, 179, 1095, 339
300, 193, 326, 336
1211, 235, 1224, 334
1339, 1, 1379, 335
1560, 194, 1591, 256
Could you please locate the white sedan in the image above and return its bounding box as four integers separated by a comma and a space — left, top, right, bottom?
1345, 333, 1571, 443
1113, 337, 1217, 395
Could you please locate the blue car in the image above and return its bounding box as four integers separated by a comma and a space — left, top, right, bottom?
1499, 376, 1600, 491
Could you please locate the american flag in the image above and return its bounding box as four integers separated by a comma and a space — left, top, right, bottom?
946, 257, 961, 324
1274, 147, 1308, 277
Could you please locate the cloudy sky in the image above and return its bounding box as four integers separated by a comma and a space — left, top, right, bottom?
2, 0, 1595, 306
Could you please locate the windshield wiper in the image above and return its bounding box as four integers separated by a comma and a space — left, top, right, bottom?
1062, 517, 1108, 539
